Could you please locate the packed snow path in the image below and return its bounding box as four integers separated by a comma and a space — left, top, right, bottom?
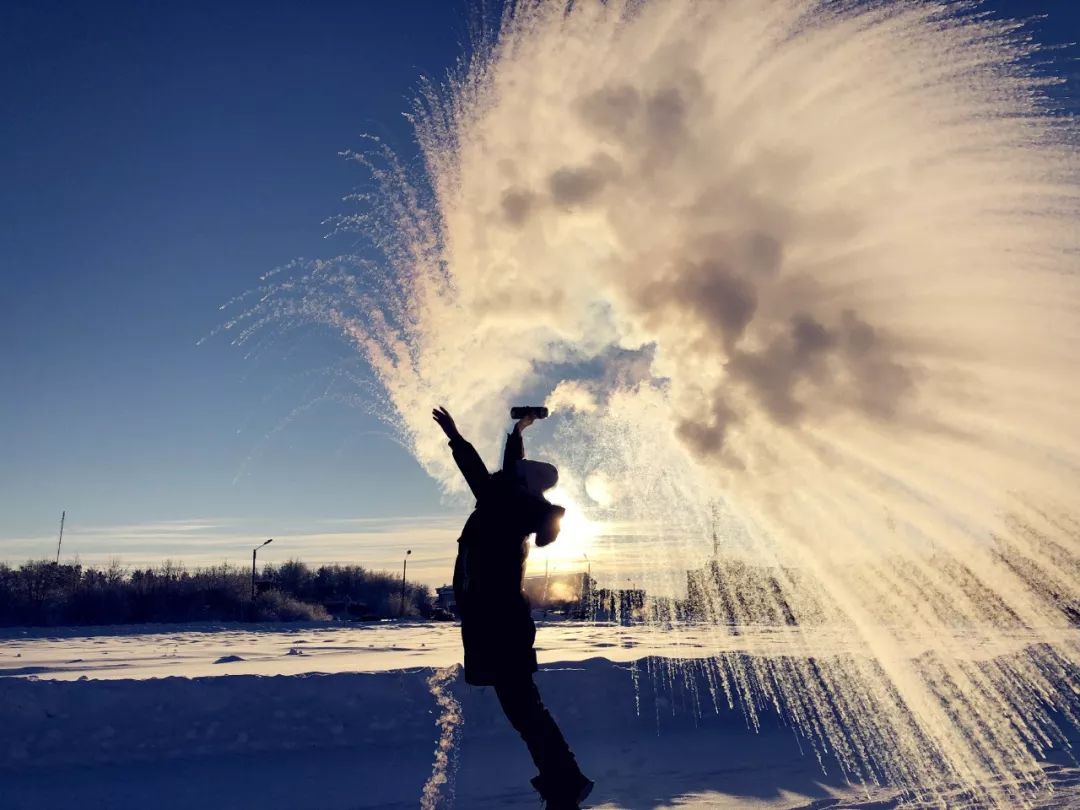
2, 623, 1079, 808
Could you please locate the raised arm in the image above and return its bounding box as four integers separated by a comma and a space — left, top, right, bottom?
501, 413, 535, 471
432, 407, 490, 499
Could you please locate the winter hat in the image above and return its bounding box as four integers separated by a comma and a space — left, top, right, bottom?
516, 459, 559, 495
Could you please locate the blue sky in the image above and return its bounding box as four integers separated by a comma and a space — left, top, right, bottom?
1, 0, 478, 581
2, 0, 1078, 584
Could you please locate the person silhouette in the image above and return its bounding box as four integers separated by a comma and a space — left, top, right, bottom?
432, 406, 594, 809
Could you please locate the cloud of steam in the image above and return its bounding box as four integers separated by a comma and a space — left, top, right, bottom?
228, 0, 1079, 498
228, 2, 1080, 806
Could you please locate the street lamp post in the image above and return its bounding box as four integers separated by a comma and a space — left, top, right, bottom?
400, 549, 412, 617
581, 553, 592, 621
252, 539, 273, 602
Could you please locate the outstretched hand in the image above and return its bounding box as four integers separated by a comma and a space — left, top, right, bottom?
513, 414, 536, 433
432, 406, 460, 441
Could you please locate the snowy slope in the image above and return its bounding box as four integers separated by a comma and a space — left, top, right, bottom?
2, 651, 1079, 809
3, 623, 1080, 808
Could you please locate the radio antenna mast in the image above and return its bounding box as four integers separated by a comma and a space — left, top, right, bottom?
55, 510, 65, 564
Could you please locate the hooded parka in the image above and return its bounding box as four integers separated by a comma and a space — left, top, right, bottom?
449, 429, 564, 686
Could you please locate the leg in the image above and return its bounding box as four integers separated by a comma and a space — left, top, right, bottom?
493, 674, 581, 781
494, 674, 594, 807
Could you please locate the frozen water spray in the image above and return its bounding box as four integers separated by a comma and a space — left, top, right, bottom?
421, 665, 463, 810
227, 1, 1080, 805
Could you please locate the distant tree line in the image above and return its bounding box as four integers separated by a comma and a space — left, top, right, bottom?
0, 559, 433, 627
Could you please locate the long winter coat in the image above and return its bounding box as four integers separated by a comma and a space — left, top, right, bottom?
449, 430, 564, 686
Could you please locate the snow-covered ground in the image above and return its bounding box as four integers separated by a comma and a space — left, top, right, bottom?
1, 620, 1061, 680
2, 622, 1079, 809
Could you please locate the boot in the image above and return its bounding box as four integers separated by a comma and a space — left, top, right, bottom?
530, 771, 595, 809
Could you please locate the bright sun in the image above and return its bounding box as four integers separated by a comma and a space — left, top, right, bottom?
529, 486, 602, 570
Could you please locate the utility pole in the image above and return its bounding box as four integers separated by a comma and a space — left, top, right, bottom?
400, 550, 412, 617
543, 558, 551, 618
55, 511, 65, 564
711, 502, 720, 560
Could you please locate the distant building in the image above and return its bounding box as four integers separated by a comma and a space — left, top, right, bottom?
684, 532, 819, 625
439, 571, 608, 620
590, 587, 646, 624
523, 571, 595, 617
435, 585, 457, 615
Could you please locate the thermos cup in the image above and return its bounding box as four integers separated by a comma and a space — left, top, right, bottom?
510, 406, 549, 420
